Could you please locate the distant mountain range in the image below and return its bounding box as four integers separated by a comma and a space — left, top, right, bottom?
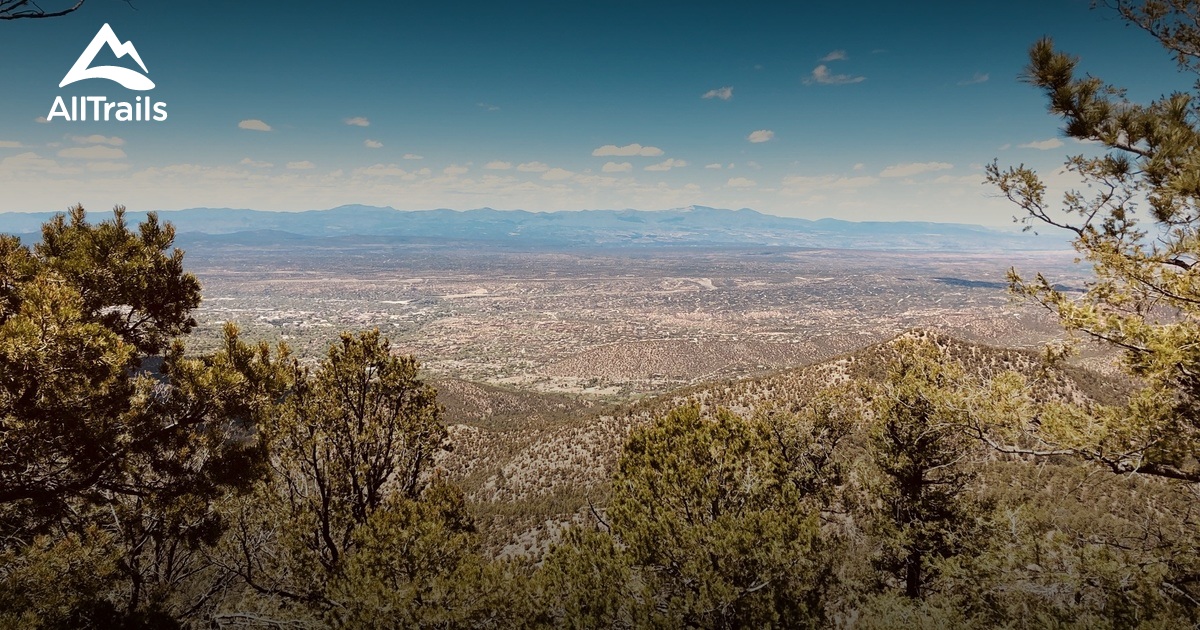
0, 204, 1067, 252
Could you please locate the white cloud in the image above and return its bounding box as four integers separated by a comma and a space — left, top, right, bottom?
820, 50, 848, 62
239, 157, 273, 168
517, 161, 550, 172
702, 86, 733, 100
958, 72, 989, 86
403, 153, 424, 160
484, 160, 512, 170
853, 162, 865, 171
358, 163, 408, 177
287, 161, 316, 170
933, 174, 982, 185
645, 158, 687, 172
591, 143, 664, 157
87, 161, 129, 172
880, 161, 953, 178
34, 116, 49, 124
364, 139, 384, 149
747, 130, 775, 143
0, 141, 1023, 222
238, 119, 272, 132
477, 102, 500, 111
704, 163, 722, 169
0, 156, 804, 221
806, 64, 865, 85
70, 135, 124, 146
345, 116, 370, 127
602, 161, 633, 173
780, 174, 878, 194
0, 152, 74, 174
58, 145, 126, 160
1019, 138, 1064, 150
443, 164, 469, 176
0, 141, 21, 148
541, 167, 574, 181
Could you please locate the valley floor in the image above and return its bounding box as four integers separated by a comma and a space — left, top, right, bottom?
183, 242, 1102, 398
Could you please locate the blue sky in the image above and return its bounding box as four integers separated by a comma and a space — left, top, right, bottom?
0, 0, 1192, 224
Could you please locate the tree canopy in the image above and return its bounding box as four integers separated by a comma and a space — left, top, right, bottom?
0, 206, 294, 625
986, 1, 1200, 484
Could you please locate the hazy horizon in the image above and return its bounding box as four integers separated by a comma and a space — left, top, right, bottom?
0, 202, 1050, 232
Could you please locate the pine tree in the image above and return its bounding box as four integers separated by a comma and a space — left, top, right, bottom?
0, 206, 291, 625
859, 339, 994, 601
535, 395, 853, 629
226, 330, 507, 626
987, 2, 1200, 483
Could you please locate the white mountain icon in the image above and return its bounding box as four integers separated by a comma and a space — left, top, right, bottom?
59, 23, 154, 91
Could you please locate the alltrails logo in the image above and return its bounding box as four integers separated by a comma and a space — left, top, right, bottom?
46, 23, 167, 122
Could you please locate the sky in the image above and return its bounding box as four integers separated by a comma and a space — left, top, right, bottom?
0, 0, 1193, 224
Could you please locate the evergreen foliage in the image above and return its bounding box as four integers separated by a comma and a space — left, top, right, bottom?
12, 3, 1200, 625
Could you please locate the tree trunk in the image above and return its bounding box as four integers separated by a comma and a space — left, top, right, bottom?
905, 549, 921, 599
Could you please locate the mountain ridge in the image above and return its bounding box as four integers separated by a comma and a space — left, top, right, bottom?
0, 204, 1065, 252
438, 328, 1127, 550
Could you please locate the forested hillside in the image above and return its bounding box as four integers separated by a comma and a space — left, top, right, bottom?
7, 0, 1200, 627
2, 208, 1198, 628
